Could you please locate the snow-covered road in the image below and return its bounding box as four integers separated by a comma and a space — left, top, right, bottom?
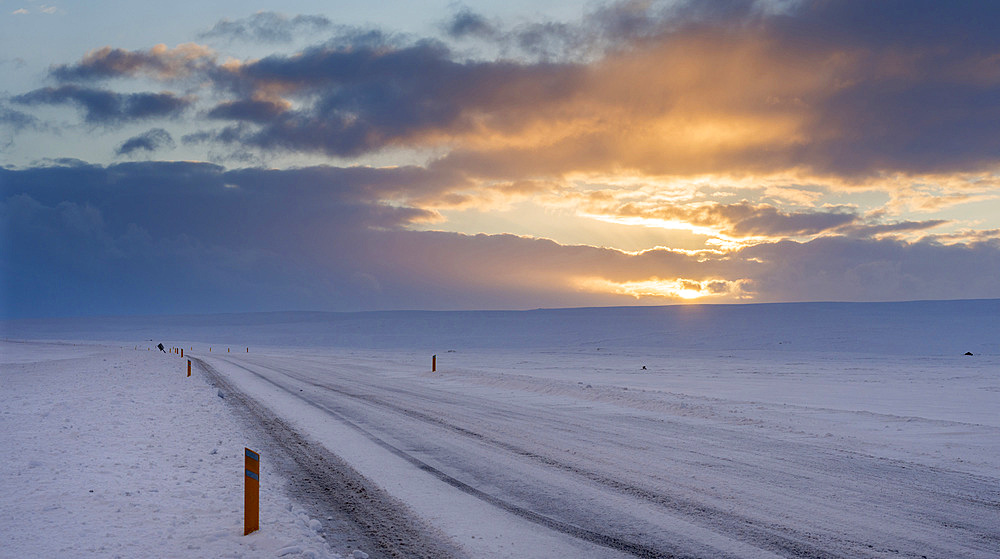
199, 348, 1000, 559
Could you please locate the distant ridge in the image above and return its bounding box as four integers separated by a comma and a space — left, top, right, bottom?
3, 299, 998, 356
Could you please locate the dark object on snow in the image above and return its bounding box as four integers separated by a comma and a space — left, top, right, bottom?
641, 365, 647, 370
157, 343, 165, 352
964, 351, 974, 356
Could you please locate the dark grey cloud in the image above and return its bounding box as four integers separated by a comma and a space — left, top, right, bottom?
116, 128, 175, 156
204, 41, 583, 156
0, 104, 40, 131
200, 12, 332, 43
13, 85, 190, 125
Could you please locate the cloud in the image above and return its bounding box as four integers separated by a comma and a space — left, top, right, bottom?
51, 43, 215, 82
0, 104, 40, 131
1, 161, 454, 242
0, 161, 458, 316
200, 12, 332, 43
445, 9, 499, 40
5, 161, 1000, 318
739, 236, 1000, 302
13, 85, 190, 125
207, 99, 289, 123
197, 40, 584, 156
192, 1, 997, 178
6, 2, 1000, 316
18, 1, 1000, 180
116, 128, 175, 156
840, 220, 949, 239
578, 198, 859, 239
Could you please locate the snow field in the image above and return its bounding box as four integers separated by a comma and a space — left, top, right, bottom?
0, 341, 346, 559
200, 344, 1000, 557
3, 300, 999, 558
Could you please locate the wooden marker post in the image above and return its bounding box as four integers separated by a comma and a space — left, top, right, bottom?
187, 360, 191, 377
244, 448, 260, 535
181, 348, 184, 358
432, 354, 437, 372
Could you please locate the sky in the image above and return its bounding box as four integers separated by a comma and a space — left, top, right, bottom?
3, 0, 1000, 318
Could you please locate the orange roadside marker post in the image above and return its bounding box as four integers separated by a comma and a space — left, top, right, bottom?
432, 354, 437, 372
244, 448, 260, 535
181, 348, 184, 358
187, 360, 191, 377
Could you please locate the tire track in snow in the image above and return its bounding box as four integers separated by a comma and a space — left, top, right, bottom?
193, 357, 468, 559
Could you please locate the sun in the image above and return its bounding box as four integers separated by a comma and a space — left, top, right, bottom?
574, 277, 743, 301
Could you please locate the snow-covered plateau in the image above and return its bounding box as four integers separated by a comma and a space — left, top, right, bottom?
2, 300, 999, 558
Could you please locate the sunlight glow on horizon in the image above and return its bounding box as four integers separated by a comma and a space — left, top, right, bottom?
574, 276, 751, 301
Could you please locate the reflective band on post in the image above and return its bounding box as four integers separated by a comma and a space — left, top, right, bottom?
245, 469, 259, 481
245, 449, 259, 461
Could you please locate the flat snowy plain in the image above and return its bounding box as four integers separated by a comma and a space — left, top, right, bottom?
2, 300, 999, 558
